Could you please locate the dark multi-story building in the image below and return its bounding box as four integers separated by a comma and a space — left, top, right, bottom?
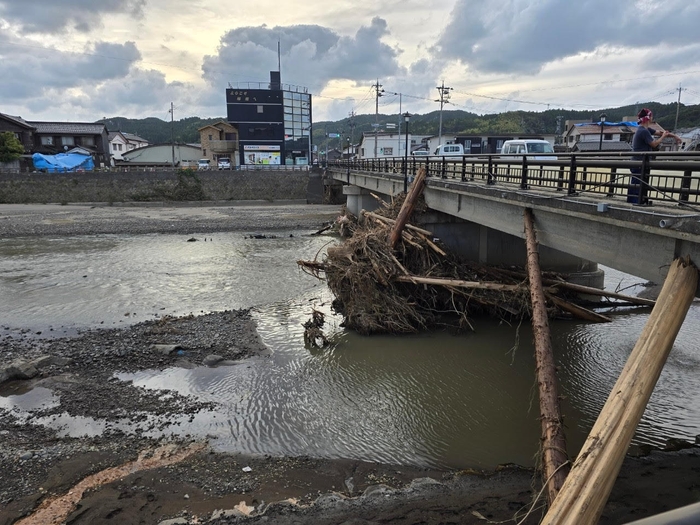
226, 71, 312, 167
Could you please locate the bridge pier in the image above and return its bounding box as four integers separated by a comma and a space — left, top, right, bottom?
419, 212, 605, 290
343, 185, 384, 215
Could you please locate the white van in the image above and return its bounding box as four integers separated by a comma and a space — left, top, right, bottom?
433, 144, 464, 156
500, 140, 556, 160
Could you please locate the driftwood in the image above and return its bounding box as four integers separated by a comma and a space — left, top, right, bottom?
363, 211, 434, 236
494, 267, 655, 307
396, 275, 527, 292
389, 167, 427, 248
546, 293, 612, 323
541, 257, 698, 525
523, 208, 570, 505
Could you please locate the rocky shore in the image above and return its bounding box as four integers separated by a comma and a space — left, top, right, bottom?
1, 203, 699, 525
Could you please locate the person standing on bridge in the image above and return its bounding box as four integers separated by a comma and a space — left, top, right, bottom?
628, 108, 681, 203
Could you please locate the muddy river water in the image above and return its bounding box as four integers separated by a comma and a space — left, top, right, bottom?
1, 231, 699, 470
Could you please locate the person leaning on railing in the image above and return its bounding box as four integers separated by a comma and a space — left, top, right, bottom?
628, 108, 682, 203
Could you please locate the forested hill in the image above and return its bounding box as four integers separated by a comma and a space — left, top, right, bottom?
96, 116, 225, 145
98, 101, 700, 147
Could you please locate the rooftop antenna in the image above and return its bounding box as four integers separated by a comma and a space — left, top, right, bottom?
277, 38, 281, 78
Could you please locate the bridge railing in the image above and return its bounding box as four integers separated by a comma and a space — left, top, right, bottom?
331, 152, 700, 206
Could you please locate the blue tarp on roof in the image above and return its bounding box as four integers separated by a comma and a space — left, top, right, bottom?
575, 122, 639, 127
32, 153, 94, 172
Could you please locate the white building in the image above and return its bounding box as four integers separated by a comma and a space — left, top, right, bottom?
108, 131, 150, 162
358, 132, 412, 159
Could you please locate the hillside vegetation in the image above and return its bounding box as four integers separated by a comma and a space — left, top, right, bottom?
98, 101, 700, 150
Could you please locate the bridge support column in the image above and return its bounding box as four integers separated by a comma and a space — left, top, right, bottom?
421, 214, 605, 290
343, 185, 384, 216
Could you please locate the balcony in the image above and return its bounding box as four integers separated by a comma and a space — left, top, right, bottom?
209, 140, 238, 153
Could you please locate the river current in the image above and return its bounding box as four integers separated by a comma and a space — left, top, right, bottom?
1, 230, 699, 469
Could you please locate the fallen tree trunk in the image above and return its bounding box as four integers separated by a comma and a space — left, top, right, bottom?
389, 167, 427, 249
523, 208, 570, 505
395, 274, 526, 292
363, 211, 434, 236
546, 293, 612, 323
493, 268, 656, 307
541, 257, 698, 525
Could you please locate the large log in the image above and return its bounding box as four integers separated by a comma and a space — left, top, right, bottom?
389, 167, 427, 249
493, 267, 656, 307
395, 274, 525, 292
541, 257, 698, 525
523, 208, 570, 505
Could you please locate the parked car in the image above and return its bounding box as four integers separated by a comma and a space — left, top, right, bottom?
500, 140, 556, 160
197, 159, 211, 170
217, 157, 231, 170
433, 144, 464, 156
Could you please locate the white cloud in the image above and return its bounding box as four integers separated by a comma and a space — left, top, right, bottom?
0, 0, 699, 122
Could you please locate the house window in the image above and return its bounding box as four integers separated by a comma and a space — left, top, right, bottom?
117, 144, 122, 151
82, 136, 95, 146
61, 136, 74, 146
604, 133, 613, 141
361, 148, 364, 156
383, 147, 393, 155
112, 143, 118, 151
208, 134, 213, 140
257, 105, 264, 113
41, 136, 54, 146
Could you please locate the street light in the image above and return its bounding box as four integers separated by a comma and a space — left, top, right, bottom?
403, 112, 411, 193
599, 113, 607, 152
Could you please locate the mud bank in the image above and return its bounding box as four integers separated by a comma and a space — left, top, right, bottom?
1, 203, 699, 524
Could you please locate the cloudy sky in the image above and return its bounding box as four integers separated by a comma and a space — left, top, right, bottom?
1, 0, 699, 124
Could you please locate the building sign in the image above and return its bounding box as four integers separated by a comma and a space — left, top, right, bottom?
243, 144, 281, 165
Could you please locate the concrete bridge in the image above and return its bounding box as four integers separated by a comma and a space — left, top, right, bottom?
327, 153, 700, 292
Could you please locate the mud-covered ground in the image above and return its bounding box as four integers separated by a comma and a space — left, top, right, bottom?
1, 203, 699, 525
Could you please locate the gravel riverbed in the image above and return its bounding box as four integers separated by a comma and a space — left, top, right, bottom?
1, 202, 699, 525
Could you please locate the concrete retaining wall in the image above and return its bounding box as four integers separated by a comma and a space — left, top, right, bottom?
0, 169, 324, 204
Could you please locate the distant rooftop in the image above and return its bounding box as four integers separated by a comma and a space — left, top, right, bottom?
227, 81, 309, 93
29, 122, 106, 135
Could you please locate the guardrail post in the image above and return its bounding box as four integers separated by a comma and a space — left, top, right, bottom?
412, 156, 416, 178
638, 154, 651, 205
581, 166, 588, 192
607, 167, 616, 197
461, 157, 467, 182
487, 156, 495, 185
557, 164, 565, 191
441, 157, 447, 179
520, 155, 529, 189
568, 155, 577, 194
680, 169, 692, 203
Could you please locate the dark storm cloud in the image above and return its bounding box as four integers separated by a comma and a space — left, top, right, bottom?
436, 0, 700, 74
201, 18, 402, 90
0, 0, 146, 34
0, 30, 141, 100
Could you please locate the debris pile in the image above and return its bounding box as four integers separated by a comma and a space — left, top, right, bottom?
298, 168, 652, 335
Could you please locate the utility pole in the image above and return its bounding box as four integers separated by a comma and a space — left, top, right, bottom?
373, 80, 384, 158
435, 81, 452, 147
348, 111, 356, 158
674, 83, 686, 132
169, 102, 175, 168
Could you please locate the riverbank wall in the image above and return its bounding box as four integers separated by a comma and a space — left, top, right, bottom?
0, 168, 326, 205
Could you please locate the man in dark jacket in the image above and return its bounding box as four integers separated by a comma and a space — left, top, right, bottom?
628, 108, 681, 203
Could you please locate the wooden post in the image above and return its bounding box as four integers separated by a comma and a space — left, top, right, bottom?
541, 257, 698, 525
389, 167, 427, 249
523, 208, 570, 505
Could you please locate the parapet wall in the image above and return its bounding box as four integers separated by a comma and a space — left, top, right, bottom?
0, 169, 324, 204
